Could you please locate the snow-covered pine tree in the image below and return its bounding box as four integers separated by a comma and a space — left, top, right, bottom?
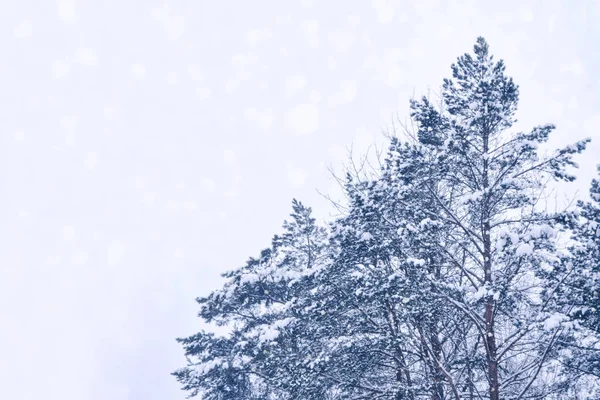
407, 37, 589, 399
550, 165, 600, 394
173, 199, 329, 399
303, 139, 462, 399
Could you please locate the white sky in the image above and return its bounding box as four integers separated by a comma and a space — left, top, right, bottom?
1, 1, 599, 399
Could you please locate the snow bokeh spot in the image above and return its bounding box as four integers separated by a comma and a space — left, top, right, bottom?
142, 192, 157, 207
52, 60, 71, 79
287, 166, 308, 188
14, 22, 33, 39
83, 152, 98, 170
244, 108, 274, 130
187, 65, 204, 82
200, 177, 216, 193
561, 60, 585, 77
58, 0, 76, 23
74, 48, 98, 67
285, 75, 308, 98
166, 72, 179, 85
300, 20, 319, 47
13, 131, 25, 141
72, 250, 89, 266
328, 29, 355, 52
372, 0, 395, 24
150, 4, 187, 40
348, 14, 361, 28
328, 81, 358, 106
60, 116, 77, 146
184, 201, 198, 213
224, 78, 240, 94
285, 104, 319, 135
62, 225, 77, 241
245, 28, 272, 46
520, 8, 534, 22
196, 87, 212, 101
309, 90, 322, 104
174, 249, 185, 260
223, 149, 237, 165
131, 64, 147, 80
107, 242, 125, 266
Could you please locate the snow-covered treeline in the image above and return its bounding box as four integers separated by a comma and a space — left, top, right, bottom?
173, 38, 599, 399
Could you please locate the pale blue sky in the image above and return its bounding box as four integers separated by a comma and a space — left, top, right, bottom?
1, 1, 599, 399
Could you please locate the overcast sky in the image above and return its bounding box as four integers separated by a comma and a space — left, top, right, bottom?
1, 1, 599, 399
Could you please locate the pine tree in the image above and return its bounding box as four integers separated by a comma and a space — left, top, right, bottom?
307, 140, 459, 399
550, 165, 600, 396
567, 166, 600, 335
173, 200, 329, 399
408, 37, 589, 398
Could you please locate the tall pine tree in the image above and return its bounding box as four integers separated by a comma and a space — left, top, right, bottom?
407, 37, 589, 399
549, 165, 600, 397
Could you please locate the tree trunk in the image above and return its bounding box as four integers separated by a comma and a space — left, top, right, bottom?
484, 228, 500, 400
395, 350, 414, 400
429, 327, 445, 400
482, 129, 500, 400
